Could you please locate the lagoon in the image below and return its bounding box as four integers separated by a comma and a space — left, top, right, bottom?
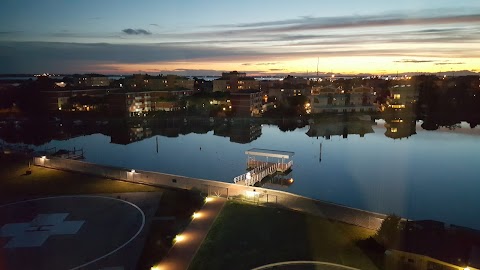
16, 118, 480, 230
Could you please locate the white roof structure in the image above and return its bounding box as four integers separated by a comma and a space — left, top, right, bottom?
245, 148, 294, 159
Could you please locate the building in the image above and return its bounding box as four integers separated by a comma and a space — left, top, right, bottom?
230, 90, 262, 117
124, 74, 194, 91
41, 88, 121, 111
107, 89, 194, 116
385, 85, 419, 111
73, 75, 111, 87
213, 71, 259, 92
282, 75, 309, 88
308, 85, 378, 113
386, 220, 480, 270
194, 78, 213, 92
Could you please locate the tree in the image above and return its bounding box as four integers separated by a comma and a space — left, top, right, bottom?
375, 214, 401, 249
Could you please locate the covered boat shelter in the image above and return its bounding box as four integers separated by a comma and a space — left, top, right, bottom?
245, 148, 294, 171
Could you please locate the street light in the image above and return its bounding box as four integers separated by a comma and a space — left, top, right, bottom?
174, 234, 185, 243
192, 212, 201, 219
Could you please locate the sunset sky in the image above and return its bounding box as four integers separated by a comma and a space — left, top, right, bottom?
1, 0, 479, 75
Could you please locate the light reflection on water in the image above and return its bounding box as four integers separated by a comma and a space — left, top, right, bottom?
34, 121, 480, 229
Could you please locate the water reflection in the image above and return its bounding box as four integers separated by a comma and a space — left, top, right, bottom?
261, 174, 295, 190
3, 106, 479, 149
1, 112, 479, 149
107, 119, 263, 145
384, 115, 417, 140
306, 115, 375, 140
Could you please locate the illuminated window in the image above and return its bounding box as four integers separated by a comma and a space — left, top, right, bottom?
394, 94, 401, 99
391, 104, 405, 109
391, 128, 398, 133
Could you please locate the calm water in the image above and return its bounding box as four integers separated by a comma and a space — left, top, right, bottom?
30, 120, 480, 229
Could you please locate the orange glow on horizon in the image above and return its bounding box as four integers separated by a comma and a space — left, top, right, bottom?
96, 55, 479, 75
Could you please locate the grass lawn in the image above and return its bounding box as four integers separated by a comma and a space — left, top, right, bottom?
189, 201, 381, 270
0, 154, 162, 201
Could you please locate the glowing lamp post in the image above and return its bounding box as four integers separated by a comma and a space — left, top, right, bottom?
174, 234, 185, 243
128, 169, 136, 181
246, 172, 251, 185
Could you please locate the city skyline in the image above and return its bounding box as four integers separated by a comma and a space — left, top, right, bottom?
1, 0, 479, 75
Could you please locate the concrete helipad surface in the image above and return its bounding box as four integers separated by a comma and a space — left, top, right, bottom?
0, 193, 160, 270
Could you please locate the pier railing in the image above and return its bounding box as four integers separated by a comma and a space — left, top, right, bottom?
234, 160, 294, 186
234, 162, 279, 186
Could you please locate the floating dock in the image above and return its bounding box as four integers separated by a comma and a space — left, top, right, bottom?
233, 148, 294, 186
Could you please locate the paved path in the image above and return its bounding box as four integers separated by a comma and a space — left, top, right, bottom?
155, 197, 226, 270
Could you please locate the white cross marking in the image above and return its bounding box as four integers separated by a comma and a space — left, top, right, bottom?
0, 213, 85, 248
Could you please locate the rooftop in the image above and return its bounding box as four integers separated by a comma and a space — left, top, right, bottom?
245, 148, 294, 159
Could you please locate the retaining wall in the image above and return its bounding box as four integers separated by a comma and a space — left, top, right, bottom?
33, 157, 385, 230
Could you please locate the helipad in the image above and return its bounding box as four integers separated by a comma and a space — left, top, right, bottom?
0, 195, 146, 270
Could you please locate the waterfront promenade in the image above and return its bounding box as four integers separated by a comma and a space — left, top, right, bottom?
33, 156, 385, 230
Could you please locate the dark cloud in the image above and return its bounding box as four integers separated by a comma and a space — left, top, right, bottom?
435, 62, 465, 65
414, 28, 464, 34
212, 14, 480, 36
394, 59, 436, 63
269, 68, 285, 71
256, 62, 278, 66
392, 59, 466, 66
122, 28, 152, 35
0, 41, 255, 73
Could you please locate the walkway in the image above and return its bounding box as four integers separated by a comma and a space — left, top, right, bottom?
234, 161, 293, 186
154, 196, 226, 270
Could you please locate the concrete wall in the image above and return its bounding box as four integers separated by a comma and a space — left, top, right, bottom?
33, 157, 385, 230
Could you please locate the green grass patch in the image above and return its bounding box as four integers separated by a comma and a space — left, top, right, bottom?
189, 201, 380, 270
